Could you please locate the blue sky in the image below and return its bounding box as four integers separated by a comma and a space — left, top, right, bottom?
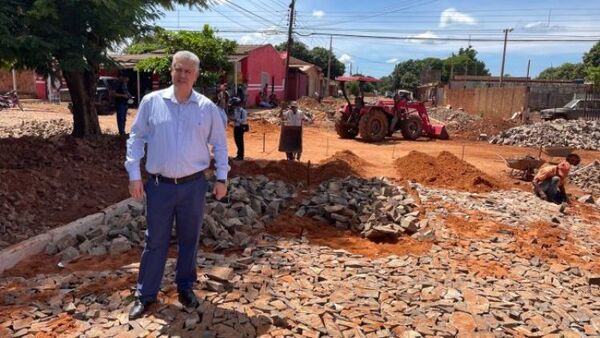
156, 0, 600, 78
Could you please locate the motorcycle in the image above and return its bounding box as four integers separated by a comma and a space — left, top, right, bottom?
0, 90, 23, 111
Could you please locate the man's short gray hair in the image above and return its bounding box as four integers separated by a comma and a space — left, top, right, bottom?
172, 51, 200, 70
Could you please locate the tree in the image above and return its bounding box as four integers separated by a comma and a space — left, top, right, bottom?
537, 63, 586, 80
442, 47, 489, 81
276, 41, 313, 64
583, 41, 600, 68
132, 26, 236, 89
587, 66, 600, 89
309, 47, 345, 79
275, 42, 346, 79
0, 0, 212, 137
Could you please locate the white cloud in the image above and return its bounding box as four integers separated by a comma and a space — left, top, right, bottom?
238, 26, 283, 44
409, 31, 440, 44
439, 8, 476, 28
386, 58, 398, 64
312, 10, 325, 18
338, 53, 352, 64
524, 21, 544, 29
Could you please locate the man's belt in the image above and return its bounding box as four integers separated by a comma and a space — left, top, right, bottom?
149, 171, 205, 185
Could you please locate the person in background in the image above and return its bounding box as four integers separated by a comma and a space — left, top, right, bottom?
236, 83, 246, 107
124, 50, 228, 320
279, 101, 308, 161
532, 154, 580, 204
216, 83, 229, 125
231, 97, 248, 160
113, 73, 131, 135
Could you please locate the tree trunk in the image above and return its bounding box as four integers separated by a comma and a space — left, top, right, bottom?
63, 70, 101, 137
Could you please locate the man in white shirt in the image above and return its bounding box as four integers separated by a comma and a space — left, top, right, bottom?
124, 50, 228, 319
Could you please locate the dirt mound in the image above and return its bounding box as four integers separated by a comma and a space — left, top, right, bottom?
394, 150, 503, 192
230, 159, 309, 184
319, 150, 370, 175
229, 152, 366, 186
297, 96, 321, 109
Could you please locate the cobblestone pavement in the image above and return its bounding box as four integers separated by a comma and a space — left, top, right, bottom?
1, 180, 599, 337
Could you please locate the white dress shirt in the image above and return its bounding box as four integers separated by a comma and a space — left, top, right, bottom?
125, 86, 229, 181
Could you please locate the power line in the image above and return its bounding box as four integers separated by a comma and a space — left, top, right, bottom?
222, 0, 283, 27
300, 0, 440, 29
296, 31, 600, 42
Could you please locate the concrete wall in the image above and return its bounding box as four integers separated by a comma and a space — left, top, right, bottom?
528, 84, 590, 110
449, 79, 590, 110
0, 69, 37, 97
442, 86, 528, 119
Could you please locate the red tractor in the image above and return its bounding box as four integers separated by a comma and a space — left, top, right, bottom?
334, 76, 449, 142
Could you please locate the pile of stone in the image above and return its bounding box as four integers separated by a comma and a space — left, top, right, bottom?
44, 176, 296, 263
570, 160, 600, 196
295, 176, 421, 241
489, 119, 600, 150
428, 106, 480, 132
0, 119, 72, 138
248, 108, 316, 125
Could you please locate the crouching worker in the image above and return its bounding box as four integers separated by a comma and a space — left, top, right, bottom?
532, 154, 580, 204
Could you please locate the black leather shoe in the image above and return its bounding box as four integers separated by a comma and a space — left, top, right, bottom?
178, 289, 199, 308
128, 299, 155, 320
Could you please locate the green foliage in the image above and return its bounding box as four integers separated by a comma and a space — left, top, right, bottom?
348, 81, 359, 96
399, 73, 419, 92
309, 46, 345, 79
586, 66, 600, 89
132, 25, 236, 88
126, 42, 164, 54
387, 47, 489, 91
276, 41, 345, 79
0, 0, 213, 136
442, 47, 490, 81
0, 1, 211, 74
376, 75, 394, 93
537, 63, 586, 80
583, 41, 600, 68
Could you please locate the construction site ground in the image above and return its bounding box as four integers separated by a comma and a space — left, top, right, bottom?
1, 102, 600, 337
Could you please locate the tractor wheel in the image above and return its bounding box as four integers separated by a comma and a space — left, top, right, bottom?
358, 109, 389, 142
400, 114, 423, 140
335, 116, 358, 139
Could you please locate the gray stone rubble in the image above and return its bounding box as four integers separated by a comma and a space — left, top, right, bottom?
489, 119, 600, 150
570, 160, 600, 196
296, 177, 421, 241
45, 176, 295, 263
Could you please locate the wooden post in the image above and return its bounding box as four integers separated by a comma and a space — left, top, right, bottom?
307, 160, 311, 187
262, 133, 266, 153
392, 145, 395, 159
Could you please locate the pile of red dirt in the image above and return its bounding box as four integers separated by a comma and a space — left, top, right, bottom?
230, 150, 367, 185
320, 150, 371, 174
394, 150, 503, 192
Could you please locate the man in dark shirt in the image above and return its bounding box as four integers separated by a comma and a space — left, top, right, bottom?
114, 73, 131, 135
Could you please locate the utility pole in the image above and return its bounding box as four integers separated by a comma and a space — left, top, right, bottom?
326, 35, 332, 97
526, 59, 531, 87
349, 62, 352, 75
283, 0, 295, 102
500, 27, 513, 87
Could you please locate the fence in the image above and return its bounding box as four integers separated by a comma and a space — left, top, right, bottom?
442, 86, 528, 119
